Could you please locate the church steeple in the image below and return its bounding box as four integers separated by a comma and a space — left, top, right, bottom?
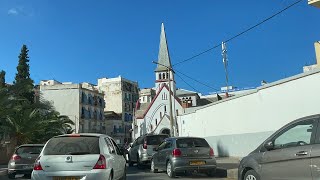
154, 23, 176, 93
155, 23, 172, 72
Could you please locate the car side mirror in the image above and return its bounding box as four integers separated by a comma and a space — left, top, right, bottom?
264, 141, 274, 151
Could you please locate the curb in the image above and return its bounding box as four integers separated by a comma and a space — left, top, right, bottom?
227, 168, 238, 179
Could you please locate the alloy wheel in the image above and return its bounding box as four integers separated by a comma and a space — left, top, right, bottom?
167, 162, 172, 176
246, 175, 257, 180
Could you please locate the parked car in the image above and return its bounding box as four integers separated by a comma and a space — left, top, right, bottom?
151, 137, 216, 178
128, 134, 169, 167
238, 114, 320, 180
31, 133, 126, 180
7, 144, 44, 179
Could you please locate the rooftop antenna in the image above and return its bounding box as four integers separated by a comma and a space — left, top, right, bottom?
222, 42, 229, 97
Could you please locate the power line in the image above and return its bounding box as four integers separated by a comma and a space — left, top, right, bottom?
175, 73, 201, 93
173, 0, 303, 67
175, 69, 220, 91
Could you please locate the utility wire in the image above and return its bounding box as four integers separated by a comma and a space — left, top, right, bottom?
175, 69, 220, 91
173, 0, 303, 67
175, 73, 201, 93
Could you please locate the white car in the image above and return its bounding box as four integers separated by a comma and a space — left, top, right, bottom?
31, 133, 126, 180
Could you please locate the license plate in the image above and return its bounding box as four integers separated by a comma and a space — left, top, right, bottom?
53, 177, 80, 180
23, 165, 33, 169
189, 161, 206, 165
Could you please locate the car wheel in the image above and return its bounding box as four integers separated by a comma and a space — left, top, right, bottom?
151, 159, 158, 173
137, 154, 143, 169
7, 173, 15, 179
128, 155, 134, 167
244, 170, 260, 180
166, 161, 176, 178
206, 168, 216, 177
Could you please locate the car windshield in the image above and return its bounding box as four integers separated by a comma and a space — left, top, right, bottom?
16, 146, 43, 154
176, 138, 209, 148
43, 136, 100, 155
147, 135, 169, 145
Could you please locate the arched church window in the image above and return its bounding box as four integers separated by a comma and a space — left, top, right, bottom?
162, 73, 165, 79
158, 73, 161, 80
166, 72, 169, 79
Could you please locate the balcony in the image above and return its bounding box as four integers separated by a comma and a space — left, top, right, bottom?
309, 0, 320, 8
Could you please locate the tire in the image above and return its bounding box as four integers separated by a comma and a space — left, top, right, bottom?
206, 168, 216, 177
166, 161, 176, 178
137, 154, 143, 169
128, 155, 134, 167
244, 170, 260, 180
7, 173, 15, 179
151, 159, 158, 173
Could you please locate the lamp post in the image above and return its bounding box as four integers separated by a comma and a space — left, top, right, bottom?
64, 115, 79, 133
152, 61, 175, 137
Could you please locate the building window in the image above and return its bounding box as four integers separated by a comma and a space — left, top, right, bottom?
166, 72, 169, 79
156, 119, 158, 125
176, 109, 179, 116
143, 96, 145, 102
164, 105, 166, 112
160, 112, 162, 118
81, 107, 85, 119
158, 73, 161, 80
162, 73, 165, 79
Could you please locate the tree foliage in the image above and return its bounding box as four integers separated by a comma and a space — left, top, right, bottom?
0, 45, 74, 146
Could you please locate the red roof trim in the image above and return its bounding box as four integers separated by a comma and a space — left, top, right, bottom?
137, 84, 182, 119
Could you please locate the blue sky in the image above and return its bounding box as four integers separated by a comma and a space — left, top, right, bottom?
0, 0, 319, 95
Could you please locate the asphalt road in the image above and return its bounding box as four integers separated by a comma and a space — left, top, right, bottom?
0, 165, 236, 180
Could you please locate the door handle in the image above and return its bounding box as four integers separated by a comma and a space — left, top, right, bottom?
295, 151, 308, 156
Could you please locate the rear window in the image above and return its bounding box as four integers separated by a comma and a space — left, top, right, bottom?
146, 135, 169, 145
43, 136, 100, 155
16, 146, 43, 155
176, 138, 209, 148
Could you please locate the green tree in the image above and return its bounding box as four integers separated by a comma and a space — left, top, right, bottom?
0, 70, 5, 88
0, 100, 74, 145
13, 45, 34, 103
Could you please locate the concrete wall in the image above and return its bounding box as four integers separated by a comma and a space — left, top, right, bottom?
41, 86, 80, 132
178, 70, 320, 157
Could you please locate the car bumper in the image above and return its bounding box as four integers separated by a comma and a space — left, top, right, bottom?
140, 153, 152, 163
31, 169, 112, 180
8, 164, 34, 175
171, 158, 217, 172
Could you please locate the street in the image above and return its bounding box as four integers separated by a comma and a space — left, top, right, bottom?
0, 165, 236, 180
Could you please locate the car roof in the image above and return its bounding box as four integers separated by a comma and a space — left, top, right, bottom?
166, 137, 206, 140
17, 144, 44, 148
54, 133, 109, 138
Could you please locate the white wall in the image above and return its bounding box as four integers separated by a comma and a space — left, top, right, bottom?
41, 87, 80, 132
178, 70, 320, 157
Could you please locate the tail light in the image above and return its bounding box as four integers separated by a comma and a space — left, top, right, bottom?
210, 147, 214, 157
33, 156, 43, 171
11, 154, 21, 161
93, 154, 106, 169
143, 139, 147, 149
172, 148, 182, 157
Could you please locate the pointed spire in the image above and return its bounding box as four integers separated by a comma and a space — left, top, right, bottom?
155, 23, 172, 72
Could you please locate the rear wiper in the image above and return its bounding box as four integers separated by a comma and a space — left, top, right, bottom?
29, 152, 40, 154
67, 152, 90, 155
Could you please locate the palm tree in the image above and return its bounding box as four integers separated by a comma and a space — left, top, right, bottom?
0, 98, 74, 145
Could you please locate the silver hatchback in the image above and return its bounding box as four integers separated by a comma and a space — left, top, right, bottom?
31, 133, 126, 180
151, 137, 216, 178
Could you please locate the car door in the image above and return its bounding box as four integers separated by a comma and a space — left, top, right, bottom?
109, 138, 126, 179
105, 138, 120, 179
154, 141, 166, 169
308, 116, 320, 180
130, 137, 140, 162
158, 140, 173, 169
260, 118, 316, 180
